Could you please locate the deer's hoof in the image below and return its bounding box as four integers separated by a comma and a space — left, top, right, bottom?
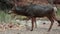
30, 29, 33, 31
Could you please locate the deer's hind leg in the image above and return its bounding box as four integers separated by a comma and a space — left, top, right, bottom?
47, 16, 54, 32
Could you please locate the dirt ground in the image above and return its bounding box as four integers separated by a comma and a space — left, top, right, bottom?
0, 20, 60, 34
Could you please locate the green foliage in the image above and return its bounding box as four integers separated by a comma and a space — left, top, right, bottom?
57, 8, 60, 16
0, 11, 11, 23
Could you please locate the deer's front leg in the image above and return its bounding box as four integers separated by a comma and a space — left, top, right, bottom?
31, 17, 35, 31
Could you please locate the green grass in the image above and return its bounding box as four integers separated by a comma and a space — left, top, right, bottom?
57, 9, 60, 16
0, 11, 12, 23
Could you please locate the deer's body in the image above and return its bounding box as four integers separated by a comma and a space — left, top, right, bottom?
8, 3, 60, 31
12, 4, 54, 17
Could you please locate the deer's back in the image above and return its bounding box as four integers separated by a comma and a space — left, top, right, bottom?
26, 5, 54, 17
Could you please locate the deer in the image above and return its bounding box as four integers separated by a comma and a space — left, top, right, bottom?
8, 2, 60, 31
